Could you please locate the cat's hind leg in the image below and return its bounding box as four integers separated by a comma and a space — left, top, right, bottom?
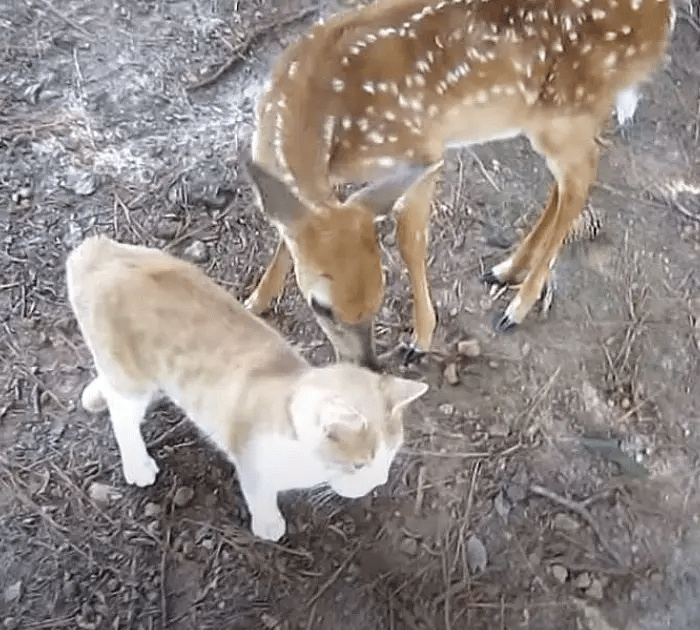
98, 378, 160, 487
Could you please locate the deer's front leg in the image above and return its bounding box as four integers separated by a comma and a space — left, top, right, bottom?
244, 238, 293, 315
395, 163, 442, 363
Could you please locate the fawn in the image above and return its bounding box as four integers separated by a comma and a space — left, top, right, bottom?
245, 0, 676, 367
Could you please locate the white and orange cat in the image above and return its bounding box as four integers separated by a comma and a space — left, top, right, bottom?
66, 235, 427, 541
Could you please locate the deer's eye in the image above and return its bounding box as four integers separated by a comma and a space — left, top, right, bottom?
310, 296, 334, 321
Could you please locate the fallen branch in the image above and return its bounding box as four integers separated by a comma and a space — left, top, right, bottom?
186, 7, 318, 90
530, 484, 624, 566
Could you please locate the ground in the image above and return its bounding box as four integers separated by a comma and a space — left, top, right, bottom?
1, 0, 700, 628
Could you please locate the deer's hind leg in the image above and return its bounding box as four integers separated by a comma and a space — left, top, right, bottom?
491, 119, 601, 333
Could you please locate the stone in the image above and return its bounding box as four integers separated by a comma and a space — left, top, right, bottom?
3, 580, 22, 603
586, 578, 604, 600
443, 362, 460, 385
552, 512, 580, 532
457, 338, 481, 358
183, 240, 208, 263
143, 502, 161, 518
399, 536, 418, 556
173, 486, 194, 508
574, 572, 591, 589
551, 564, 568, 584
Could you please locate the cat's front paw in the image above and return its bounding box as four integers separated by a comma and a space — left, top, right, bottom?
122, 454, 159, 487
251, 510, 286, 542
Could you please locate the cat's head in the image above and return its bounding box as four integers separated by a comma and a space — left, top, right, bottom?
291, 364, 428, 498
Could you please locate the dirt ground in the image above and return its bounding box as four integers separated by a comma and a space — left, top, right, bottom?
1, 0, 700, 628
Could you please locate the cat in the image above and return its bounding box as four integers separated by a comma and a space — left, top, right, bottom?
66, 235, 428, 541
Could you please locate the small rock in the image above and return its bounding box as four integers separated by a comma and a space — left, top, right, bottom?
64, 170, 98, 196
183, 240, 208, 263
107, 578, 119, 592
146, 589, 159, 604
494, 490, 511, 519
466, 535, 488, 574
551, 564, 568, 584
586, 578, 604, 600
505, 482, 527, 504
155, 220, 181, 240
487, 422, 510, 438
4, 580, 22, 603
143, 502, 161, 518
3, 618, 19, 630
261, 613, 281, 629
89, 482, 121, 504
457, 338, 481, 358
574, 572, 591, 589
399, 536, 418, 556
443, 362, 460, 386
173, 486, 194, 508
438, 403, 455, 416
552, 513, 580, 532
200, 537, 215, 551
62, 578, 78, 599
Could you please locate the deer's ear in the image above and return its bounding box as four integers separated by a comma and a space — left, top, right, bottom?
343, 163, 435, 217
246, 159, 308, 228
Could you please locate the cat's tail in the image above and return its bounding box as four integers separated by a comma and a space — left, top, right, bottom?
66, 234, 115, 285
65, 234, 120, 316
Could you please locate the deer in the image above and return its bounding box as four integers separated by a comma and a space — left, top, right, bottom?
244, 0, 676, 369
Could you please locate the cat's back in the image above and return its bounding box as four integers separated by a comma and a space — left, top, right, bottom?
66, 236, 304, 379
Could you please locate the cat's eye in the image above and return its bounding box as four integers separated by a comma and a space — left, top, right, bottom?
310, 296, 334, 320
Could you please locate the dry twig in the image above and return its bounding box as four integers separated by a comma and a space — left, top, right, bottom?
530, 483, 624, 565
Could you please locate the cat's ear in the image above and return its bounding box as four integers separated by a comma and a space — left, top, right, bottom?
382, 376, 429, 413
320, 402, 367, 441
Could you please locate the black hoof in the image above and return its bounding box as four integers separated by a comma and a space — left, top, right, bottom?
481, 268, 506, 288
398, 342, 426, 366
492, 311, 518, 334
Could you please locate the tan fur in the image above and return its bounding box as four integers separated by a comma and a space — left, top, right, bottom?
66, 235, 427, 541
246, 0, 674, 361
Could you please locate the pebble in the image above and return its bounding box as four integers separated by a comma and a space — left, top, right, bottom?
574, 572, 591, 589
551, 564, 568, 584
64, 170, 98, 196
89, 482, 121, 504
3, 619, 19, 630
173, 486, 194, 508
183, 240, 208, 263
399, 536, 419, 556
552, 512, 580, 532
505, 482, 527, 504
494, 490, 511, 519
200, 537, 215, 551
438, 403, 455, 416
487, 422, 510, 438
466, 535, 488, 574
3, 580, 21, 603
143, 502, 161, 518
457, 338, 481, 358
586, 578, 604, 600
443, 362, 460, 385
